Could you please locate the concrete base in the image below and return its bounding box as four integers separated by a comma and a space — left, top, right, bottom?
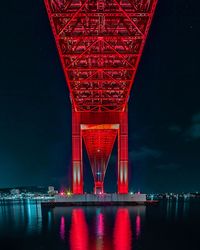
43, 193, 147, 206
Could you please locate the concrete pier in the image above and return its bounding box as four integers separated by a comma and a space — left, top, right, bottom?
41, 193, 154, 207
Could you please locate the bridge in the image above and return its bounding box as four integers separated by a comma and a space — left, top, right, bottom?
44, 0, 158, 194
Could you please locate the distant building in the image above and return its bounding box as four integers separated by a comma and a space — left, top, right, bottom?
48, 186, 58, 196
10, 189, 20, 196
48, 186, 54, 192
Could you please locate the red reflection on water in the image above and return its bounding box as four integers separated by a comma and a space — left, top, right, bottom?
70, 209, 88, 250
60, 216, 65, 241
97, 213, 104, 237
114, 209, 132, 250
136, 215, 141, 239
95, 212, 104, 250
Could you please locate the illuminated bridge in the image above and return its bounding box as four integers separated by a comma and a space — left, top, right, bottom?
44, 0, 158, 194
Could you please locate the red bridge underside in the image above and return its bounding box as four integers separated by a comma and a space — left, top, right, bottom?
44, 0, 157, 194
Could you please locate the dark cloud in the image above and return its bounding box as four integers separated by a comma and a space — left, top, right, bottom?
155, 163, 182, 171
168, 113, 200, 140
130, 146, 162, 161
188, 124, 200, 139
169, 125, 182, 133
185, 112, 200, 140
192, 113, 200, 123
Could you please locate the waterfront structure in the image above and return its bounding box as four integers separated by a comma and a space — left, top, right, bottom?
55, 193, 147, 205
10, 189, 20, 196
44, 0, 158, 194
48, 186, 58, 196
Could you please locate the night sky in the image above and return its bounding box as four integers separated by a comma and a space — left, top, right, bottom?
0, 0, 199, 193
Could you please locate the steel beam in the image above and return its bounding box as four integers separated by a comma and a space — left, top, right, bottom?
72, 110, 83, 194
118, 108, 128, 194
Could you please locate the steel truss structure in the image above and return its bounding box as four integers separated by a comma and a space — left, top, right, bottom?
44, 0, 157, 194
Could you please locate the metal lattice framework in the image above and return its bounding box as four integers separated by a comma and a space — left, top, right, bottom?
44, 0, 157, 112
82, 127, 118, 193
44, 0, 158, 194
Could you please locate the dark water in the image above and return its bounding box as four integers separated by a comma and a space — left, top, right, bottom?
0, 200, 200, 250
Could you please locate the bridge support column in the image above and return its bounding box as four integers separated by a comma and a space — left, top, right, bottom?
118, 109, 128, 194
94, 181, 104, 194
72, 111, 83, 194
